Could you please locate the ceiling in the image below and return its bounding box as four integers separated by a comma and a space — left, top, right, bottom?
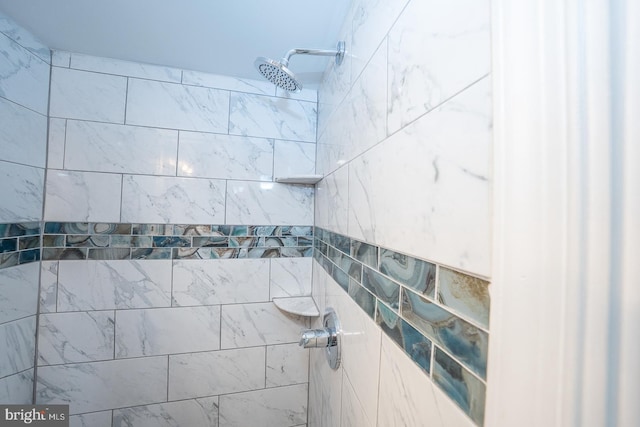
0, 0, 352, 87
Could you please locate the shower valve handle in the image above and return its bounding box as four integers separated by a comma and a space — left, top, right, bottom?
299, 328, 337, 348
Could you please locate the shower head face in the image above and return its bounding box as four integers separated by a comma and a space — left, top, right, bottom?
254, 57, 302, 92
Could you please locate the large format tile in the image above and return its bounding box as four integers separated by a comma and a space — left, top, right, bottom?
115, 306, 221, 358
348, 78, 491, 276
178, 132, 273, 181
168, 347, 265, 400
36, 356, 168, 414
226, 181, 314, 226
126, 78, 229, 133
273, 140, 316, 178
341, 372, 374, 427
68, 411, 112, 427
229, 93, 317, 143
49, 67, 127, 123
270, 257, 312, 298
121, 175, 226, 224
387, 0, 490, 133
64, 120, 179, 175
0, 96, 47, 168
0, 369, 33, 404
182, 70, 274, 96
0, 316, 36, 378
39, 261, 58, 313
0, 161, 44, 222
113, 397, 219, 427
0, 262, 39, 324
69, 52, 182, 83
44, 170, 121, 223
38, 311, 115, 365
219, 384, 308, 427
266, 343, 309, 387
0, 32, 49, 114
172, 259, 270, 306
220, 302, 308, 349
315, 166, 349, 235
47, 118, 66, 169
56, 260, 172, 311
0, 11, 50, 62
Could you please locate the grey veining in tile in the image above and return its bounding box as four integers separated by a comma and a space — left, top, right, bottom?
0, 262, 39, 323
0, 12, 50, 63
0, 316, 36, 377
36, 356, 168, 414
56, 260, 172, 311
0, 96, 47, 168
0, 368, 34, 404
438, 267, 490, 328
229, 92, 317, 143
68, 411, 112, 427
183, 69, 274, 95
402, 288, 487, 379
39, 261, 58, 313
126, 78, 230, 133
219, 383, 308, 427
47, 118, 66, 169
113, 397, 219, 427
69, 52, 182, 83
38, 311, 115, 366
270, 257, 312, 298
433, 347, 486, 426
115, 306, 221, 357
266, 343, 310, 387
380, 248, 436, 298
0, 161, 44, 223
168, 347, 265, 400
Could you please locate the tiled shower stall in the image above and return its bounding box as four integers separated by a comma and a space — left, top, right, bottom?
0, 0, 492, 425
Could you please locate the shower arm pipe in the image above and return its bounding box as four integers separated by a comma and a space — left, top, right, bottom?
281, 42, 345, 66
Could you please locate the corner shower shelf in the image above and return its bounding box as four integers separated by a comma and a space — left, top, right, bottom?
274, 175, 323, 185
272, 297, 320, 318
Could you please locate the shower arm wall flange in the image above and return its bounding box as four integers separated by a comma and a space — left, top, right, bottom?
281, 41, 345, 67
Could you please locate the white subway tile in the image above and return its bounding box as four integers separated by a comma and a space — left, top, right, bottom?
44, 170, 121, 223
49, 67, 127, 123
121, 175, 226, 224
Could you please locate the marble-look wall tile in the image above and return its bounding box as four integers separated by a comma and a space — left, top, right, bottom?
341, 372, 374, 427
0, 32, 49, 115
401, 288, 487, 379
226, 181, 314, 226
69, 52, 182, 83
266, 343, 309, 387
433, 347, 486, 426
126, 78, 229, 133
270, 257, 312, 298
172, 259, 270, 305
47, 118, 66, 169
380, 248, 436, 298
168, 347, 265, 400
219, 383, 308, 427
56, 260, 172, 311
51, 51, 71, 67
37, 311, 115, 365
0, 316, 36, 378
221, 302, 308, 349
0, 368, 34, 404
44, 170, 121, 222
308, 343, 342, 427
0, 97, 47, 168
348, 78, 491, 276
229, 93, 317, 143
387, 0, 490, 134
376, 334, 442, 427
273, 140, 316, 178
49, 67, 127, 123
69, 411, 112, 427
0, 262, 39, 324
0, 11, 50, 63
276, 87, 318, 102
36, 356, 168, 414
64, 120, 179, 175
350, 0, 409, 80
113, 397, 219, 427
178, 132, 273, 181
40, 261, 58, 313
0, 161, 44, 222
438, 267, 490, 328
121, 175, 226, 224
182, 70, 275, 96
115, 306, 221, 357
315, 166, 349, 235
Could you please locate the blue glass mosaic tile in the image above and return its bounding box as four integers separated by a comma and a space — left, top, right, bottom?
0, 238, 17, 253
363, 266, 400, 310
348, 279, 376, 319
380, 248, 435, 298
351, 239, 378, 269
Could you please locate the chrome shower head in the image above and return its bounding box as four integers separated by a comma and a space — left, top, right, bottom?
254, 57, 302, 92
254, 41, 345, 93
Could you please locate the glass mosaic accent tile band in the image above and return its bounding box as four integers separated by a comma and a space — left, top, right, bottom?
0, 222, 41, 269
0, 222, 312, 268
313, 227, 490, 427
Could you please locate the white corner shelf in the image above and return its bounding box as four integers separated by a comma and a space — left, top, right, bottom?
272, 297, 320, 318
274, 175, 323, 185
